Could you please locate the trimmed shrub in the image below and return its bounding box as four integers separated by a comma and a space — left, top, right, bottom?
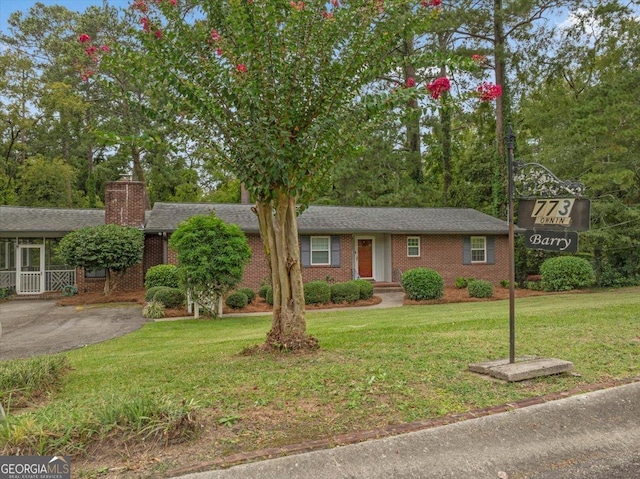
540, 256, 596, 292
145, 286, 166, 302
265, 286, 274, 306
304, 281, 331, 305
142, 301, 165, 319
144, 264, 180, 289
468, 280, 494, 298
258, 284, 271, 299
401, 268, 444, 301
225, 292, 249, 310
350, 279, 374, 300
525, 280, 543, 291
152, 287, 185, 308
236, 287, 256, 303
330, 282, 360, 304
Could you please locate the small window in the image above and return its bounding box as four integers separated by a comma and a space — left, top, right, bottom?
310, 236, 331, 265
85, 268, 106, 278
407, 237, 420, 257
471, 236, 486, 263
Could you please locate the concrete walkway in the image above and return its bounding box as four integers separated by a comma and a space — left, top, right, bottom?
176, 381, 640, 479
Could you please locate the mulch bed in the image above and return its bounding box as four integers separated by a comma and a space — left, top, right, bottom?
56, 286, 549, 317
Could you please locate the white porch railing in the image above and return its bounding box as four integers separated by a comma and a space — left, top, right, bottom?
0, 269, 75, 293
0, 271, 16, 289
46, 270, 76, 292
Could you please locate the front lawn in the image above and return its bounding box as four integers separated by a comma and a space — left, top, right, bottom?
1, 287, 639, 477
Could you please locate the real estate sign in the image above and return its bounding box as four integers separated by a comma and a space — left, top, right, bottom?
524, 230, 579, 253
518, 198, 591, 231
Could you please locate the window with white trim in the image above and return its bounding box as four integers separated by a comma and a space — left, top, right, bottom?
310, 236, 331, 265
407, 237, 420, 257
471, 236, 486, 263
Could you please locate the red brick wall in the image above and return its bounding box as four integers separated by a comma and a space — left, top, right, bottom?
92, 180, 149, 292
75, 264, 144, 293
144, 234, 164, 274
301, 235, 353, 285
105, 181, 147, 227
391, 234, 509, 286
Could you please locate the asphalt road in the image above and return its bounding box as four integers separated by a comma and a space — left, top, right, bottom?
0, 300, 146, 360
176, 382, 640, 479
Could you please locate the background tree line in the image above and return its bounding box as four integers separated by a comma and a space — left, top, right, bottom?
1, 0, 638, 285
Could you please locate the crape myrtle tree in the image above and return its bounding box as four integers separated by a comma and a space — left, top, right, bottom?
56, 224, 144, 295
124, 0, 443, 350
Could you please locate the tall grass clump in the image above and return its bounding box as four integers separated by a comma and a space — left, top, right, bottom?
0, 356, 70, 409
0, 393, 198, 456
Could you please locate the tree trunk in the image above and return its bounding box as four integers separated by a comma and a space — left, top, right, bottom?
104, 269, 112, 296
254, 192, 318, 351
402, 37, 423, 185
438, 39, 452, 206
493, 0, 508, 219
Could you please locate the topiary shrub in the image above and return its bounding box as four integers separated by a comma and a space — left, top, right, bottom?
258, 284, 271, 299
143, 301, 165, 319
144, 264, 180, 289
225, 291, 249, 309
350, 279, 374, 300
330, 282, 360, 304
401, 268, 444, 300
304, 281, 331, 305
236, 287, 256, 303
153, 287, 185, 308
467, 279, 494, 298
145, 286, 166, 302
540, 256, 596, 292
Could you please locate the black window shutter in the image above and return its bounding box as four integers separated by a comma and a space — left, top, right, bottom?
463, 236, 471, 265
300, 236, 310, 267
330, 236, 341, 267
487, 236, 495, 264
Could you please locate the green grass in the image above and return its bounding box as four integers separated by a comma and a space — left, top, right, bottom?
1, 288, 639, 464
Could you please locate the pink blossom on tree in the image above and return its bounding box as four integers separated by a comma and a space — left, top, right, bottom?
477, 82, 502, 101
236, 63, 247, 73
131, 0, 148, 12
426, 76, 450, 99
405, 77, 416, 88
79, 33, 91, 43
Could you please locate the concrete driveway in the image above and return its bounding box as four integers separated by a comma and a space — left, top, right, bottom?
0, 300, 146, 360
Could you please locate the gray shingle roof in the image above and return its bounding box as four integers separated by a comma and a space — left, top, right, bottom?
1, 202, 512, 236
0, 206, 104, 236
145, 203, 512, 235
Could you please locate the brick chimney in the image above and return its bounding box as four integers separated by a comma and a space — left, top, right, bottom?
105, 179, 147, 227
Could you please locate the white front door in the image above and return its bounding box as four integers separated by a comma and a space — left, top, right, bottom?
16, 245, 45, 294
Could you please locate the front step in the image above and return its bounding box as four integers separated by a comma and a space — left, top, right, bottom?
373, 282, 404, 294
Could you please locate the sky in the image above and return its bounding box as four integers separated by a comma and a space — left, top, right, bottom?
0, 0, 130, 35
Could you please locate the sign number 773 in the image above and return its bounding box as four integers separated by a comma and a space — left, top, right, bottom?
532, 198, 575, 219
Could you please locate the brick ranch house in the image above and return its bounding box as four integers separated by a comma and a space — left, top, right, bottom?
0, 179, 514, 296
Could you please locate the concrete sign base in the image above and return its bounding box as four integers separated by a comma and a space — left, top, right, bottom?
469, 356, 574, 382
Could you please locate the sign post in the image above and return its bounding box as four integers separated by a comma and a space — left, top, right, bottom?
469, 125, 585, 381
